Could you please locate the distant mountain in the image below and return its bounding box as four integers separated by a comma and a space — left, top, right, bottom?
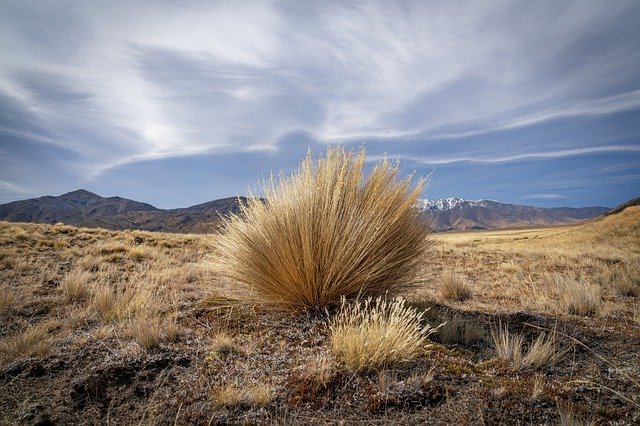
0, 189, 251, 233
0, 190, 613, 233
418, 197, 610, 231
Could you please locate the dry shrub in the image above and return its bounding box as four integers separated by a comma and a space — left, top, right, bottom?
491, 324, 562, 371
90, 282, 156, 323
216, 147, 430, 311
60, 269, 92, 303
210, 381, 272, 408
553, 275, 602, 316
439, 272, 473, 301
330, 297, 435, 372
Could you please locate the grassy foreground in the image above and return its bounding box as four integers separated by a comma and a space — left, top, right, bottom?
0, 207, 639, 424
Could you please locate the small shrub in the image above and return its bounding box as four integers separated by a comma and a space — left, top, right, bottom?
0, 289, 17, 314
491, 324, 561, 371
557, 398, 596, 426
216, 147, 430, 311
330, 297, 435, 372
439, 272, 473, 301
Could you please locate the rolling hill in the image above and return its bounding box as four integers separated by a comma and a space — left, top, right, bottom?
0, 190, 611, 233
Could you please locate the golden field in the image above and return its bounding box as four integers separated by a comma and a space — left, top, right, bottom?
0, 206, 638, 424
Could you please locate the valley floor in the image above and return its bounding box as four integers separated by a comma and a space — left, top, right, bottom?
1, 207, 639, 424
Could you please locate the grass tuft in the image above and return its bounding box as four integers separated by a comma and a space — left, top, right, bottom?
0, 323, 52, 363
554, 275, 602, 316
60, 269, 91, 303
491, 324, 562, 371
330, 296, 435, 372
439, 271, 473, 301
215, 146, 430, 311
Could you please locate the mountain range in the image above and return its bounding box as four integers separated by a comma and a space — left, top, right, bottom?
0, 189, 612, 233
418, 197, 610, 231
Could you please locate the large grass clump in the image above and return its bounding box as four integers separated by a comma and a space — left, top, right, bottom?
330, 297, 434, 371
216, 147, 430, 311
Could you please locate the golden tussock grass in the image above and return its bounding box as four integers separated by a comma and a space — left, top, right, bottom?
439, 271, 473, 301
330, 297, 435, 372
491, 324, 563, 371
0, 323, 52, 363
60, 269, 92, 303
215, 146, 430, 311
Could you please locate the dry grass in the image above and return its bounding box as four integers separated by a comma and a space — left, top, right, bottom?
60, 269, 92, 303
608, 264, 640, 297
491, 324, 561, 371
0, 288, 17, 314
330, 297, 435, 372
245, 383, 273, 407
0, 323, 52, 363
553, 275, 602, 316
439, 271, 473, 301
557, 399, 596, 426
435, 315, 485, 345
212, 384, 246, 408
215, 146, 430, 311
128, 317, 162, 350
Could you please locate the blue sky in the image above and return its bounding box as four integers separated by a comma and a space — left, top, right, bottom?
1, 0, 639, 208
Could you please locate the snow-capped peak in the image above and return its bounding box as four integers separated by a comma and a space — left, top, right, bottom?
418, 197, 487, 211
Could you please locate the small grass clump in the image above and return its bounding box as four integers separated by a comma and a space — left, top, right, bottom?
439, 271, 473, 301
216, 147, 430, 312
0, 323, 52, 363
60, 269, 92, 303
330, 297, 435, 372
553, 275, 602, 316
491, 324, 561, 371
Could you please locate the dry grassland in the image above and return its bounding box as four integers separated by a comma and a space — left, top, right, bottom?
0, 207, 638, 424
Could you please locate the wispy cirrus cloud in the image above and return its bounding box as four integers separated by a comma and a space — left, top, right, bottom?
402, 145, 640, 166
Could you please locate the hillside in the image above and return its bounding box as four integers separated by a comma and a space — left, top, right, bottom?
0, 191, 611, 233
0, 190, 251, 233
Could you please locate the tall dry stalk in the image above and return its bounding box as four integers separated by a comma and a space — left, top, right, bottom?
216, 147, 430, 311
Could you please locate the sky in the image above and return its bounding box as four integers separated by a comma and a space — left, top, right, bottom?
1, 0, 639, 209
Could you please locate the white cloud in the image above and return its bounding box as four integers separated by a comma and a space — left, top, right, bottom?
521, 193, 565, 200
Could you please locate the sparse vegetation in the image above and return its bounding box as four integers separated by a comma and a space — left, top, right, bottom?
215, 147, 430, 311
0, 205, 638, 424
330, 297, 435, 372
